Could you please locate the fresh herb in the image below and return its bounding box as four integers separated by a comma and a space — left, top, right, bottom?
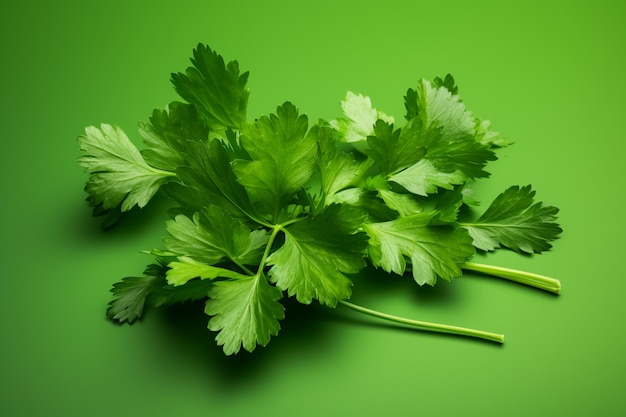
78, 43, 562, 355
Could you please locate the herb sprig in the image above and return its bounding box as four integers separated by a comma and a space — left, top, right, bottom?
78, 44, 562, 355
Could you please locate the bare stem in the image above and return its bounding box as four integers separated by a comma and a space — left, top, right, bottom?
462, 262, 561, 294
338, 300, 504, 343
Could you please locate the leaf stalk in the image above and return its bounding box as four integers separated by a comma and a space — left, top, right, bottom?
461, 262, 561, 294
338, 300, 504, 343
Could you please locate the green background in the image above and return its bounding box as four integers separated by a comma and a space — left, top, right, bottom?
2, 1, 624, 416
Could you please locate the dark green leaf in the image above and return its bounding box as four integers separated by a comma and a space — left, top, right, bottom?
462, 185, 562, 253
171, 43, 249, 132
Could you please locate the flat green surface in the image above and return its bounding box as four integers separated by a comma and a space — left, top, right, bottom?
2, 1, 624, 416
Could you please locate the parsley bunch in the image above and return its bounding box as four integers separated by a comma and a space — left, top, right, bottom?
78, 44, 562, 354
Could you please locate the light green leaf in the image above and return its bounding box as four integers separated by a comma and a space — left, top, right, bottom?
330, 91, 394, 149
363, 212, 475, 286
413, 78, 475, 140
205, 275, 284, 355
389, 159, 466, 196
78, 124, 174, 212
377, 189, 423, 217
474, 118, 513, 148
267, 204, 368, 306
166, 256, 248, 286
399, 79, 496, 189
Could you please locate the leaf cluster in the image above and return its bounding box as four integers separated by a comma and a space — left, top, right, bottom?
78, 44, 561, 354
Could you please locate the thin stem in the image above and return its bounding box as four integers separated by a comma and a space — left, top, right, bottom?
255, 225, 283, 276
339, 300, 504, 343
231, 260, 255, 276
462, 262, 561, 294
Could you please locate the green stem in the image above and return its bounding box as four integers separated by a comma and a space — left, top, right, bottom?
338, 300, 504, 343
255, 225, 283, 276
462, 262, 561, 294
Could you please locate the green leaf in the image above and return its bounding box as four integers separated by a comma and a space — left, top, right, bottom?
78, 124, 174, 212
432, 74, 459, 95
171, 43, 249, 132
474, 118, 513, 148
363, 212, 475, 286
152, 277, 213, 307
138, 102, 209, 171
165, 139, 260, 222
389, 159, 466, 196
410, 78, 475, 140
205, 275, 284, 355
166, 256, 248, 286
164, 205, 268, 267
312, 123, 360, 206
461, 185, 562, 253
366, 119, 427, 174
399, 79, 497, 188
329, 91, 394, 149
234, 102, 317, 221
362, 175, 423, 218
267, 204, 368, 306
106, 264, 166, 323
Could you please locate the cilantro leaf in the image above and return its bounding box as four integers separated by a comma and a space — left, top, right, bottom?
461, 185, 562, 253
389, 159, 466, 196
234, 102, 317, 221
267, 204, 368, 306
205, 274, 284, 355
171, 43, 249, 133
106, 264, 166, 323
152, 277, 213, 308
78, 124, 174, 212
406, 78, 474, 139
385, 115, 495, 196
138, 102, 209, 171
312, 123, 360, 206
361, 175, 423, 218
366, 119, 427, 174
329, 91, 394, 149
165, 256, 249, 286
474, 118, 513, 148
164, 206, 268, 267
432, 73, 459, 95
363, 212, 475, 286
165, 139, 260, 222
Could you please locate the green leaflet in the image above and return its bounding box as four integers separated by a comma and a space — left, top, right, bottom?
329, 91, 394, 149
166, 139, 261, 222
461, 185, 562, 253
78, 124, 174, 212
164, 205, 268, 267
205, 274, 284, 355
363, 212, 475, 286
171, 43, 249, 133
312, 123, 361, 207
138, 102, 209, 171
267, 204, 369, 306
234, 102, 317, 222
